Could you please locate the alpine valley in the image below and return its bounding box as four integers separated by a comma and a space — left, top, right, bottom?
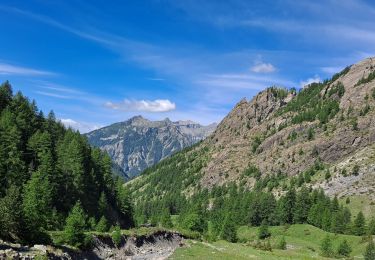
1, 57, 375, 260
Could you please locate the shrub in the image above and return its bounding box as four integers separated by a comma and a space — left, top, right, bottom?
364, 240, 375, 260
277, 236, 287, 250
111, 225, 122, 247
258, 221, 271, 240
321, 235, 333, 257
337, 239, 352, 257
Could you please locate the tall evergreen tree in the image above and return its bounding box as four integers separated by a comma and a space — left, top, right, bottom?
0, 186, 23, 242
353, 211, 366, 236
22, 170, 52, 242
293, 186, 311, 223
63, 201, 87, 248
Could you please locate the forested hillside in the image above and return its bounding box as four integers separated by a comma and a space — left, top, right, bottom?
127, 57, 375, 244
0, 81, 133, 246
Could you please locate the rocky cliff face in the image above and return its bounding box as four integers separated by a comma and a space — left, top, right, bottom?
85, 116, 216, 179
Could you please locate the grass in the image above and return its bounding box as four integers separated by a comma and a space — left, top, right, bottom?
339, 194, 375, 218
171, 224, 370, 259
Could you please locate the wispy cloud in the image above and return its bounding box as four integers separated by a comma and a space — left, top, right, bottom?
147, 78, 165, 81
34, 90, 70, 99
250, 62, 276, 73
300, 75, 321, 88
105, 99, 176, 112
0, 62, 55, 76
60, 118, 101, 133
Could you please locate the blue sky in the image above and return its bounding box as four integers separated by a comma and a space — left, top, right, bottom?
1, 0, 375, 132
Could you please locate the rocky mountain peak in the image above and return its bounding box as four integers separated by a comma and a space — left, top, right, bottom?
86, 116, 216, 179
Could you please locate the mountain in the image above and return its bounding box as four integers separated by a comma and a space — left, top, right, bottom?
85, 116, 217, 179
127, 57, 375, 228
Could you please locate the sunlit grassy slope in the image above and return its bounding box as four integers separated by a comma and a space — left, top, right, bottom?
171, 224, 369, 259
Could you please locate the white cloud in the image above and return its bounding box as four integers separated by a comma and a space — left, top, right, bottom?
300, 75, 321, 88
250, 62, 276, 73
105, 99, 176, 112
0, 62, 55, 76
60, 118, 101, 133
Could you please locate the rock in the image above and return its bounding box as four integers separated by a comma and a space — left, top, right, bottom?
32, 244, 47, 253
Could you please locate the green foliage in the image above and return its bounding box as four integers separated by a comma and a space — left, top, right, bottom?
111, 225, 122, 247
258, 221, 271, 240
276, 81, 340, 125
22, 170, 52, 243
63, 201, 87, 248
0, 81, 134, 244
243, 164, 261, 179
160, 208, 173, 228
0, 186, 23, 242
337, 239, 352, 257
180, 212, 205, 233
352, 164, 360, 176
365, 240, 375, 260
307, 127, 315, 140
269, 87, 288, 100
277, 236, 287, 250
251, 136, 262, 153
368, 217, 375, 235
221, 216, 237, 242
353, 212, 366, 236
351, 118, 359, 130
356, 70, 375, 86
328, 82, 345, 97
96, 216, 109, 232
320, 235, 333, 257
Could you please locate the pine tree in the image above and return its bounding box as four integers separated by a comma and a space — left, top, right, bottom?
22, 170, 52, 242
320, 235, 333, 257
221, 216, 237, 242
63, 201, 87, 248
368, 217, 375, 235
0, 186, 23, 242
353, 211, 366, 236
98, 192, 108, 217
96, 216, 109, 232
337, 239, 351, 257
160, 208, 173, 228
0, 81, 13, 112
278, 188, 296, 224
293, 186, 311, 223
364, 240, 375, 260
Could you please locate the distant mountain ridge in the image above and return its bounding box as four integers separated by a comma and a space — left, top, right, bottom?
85, 116, 217, 179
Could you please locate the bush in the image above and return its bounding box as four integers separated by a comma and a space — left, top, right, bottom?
221, 219, 237, 243
111, 225, 122, 247
277, 236, 287, 250
364, 240, 375, 260
337, 239, 351, 257
258, 221, 271, 240
320, 235, 333, 257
